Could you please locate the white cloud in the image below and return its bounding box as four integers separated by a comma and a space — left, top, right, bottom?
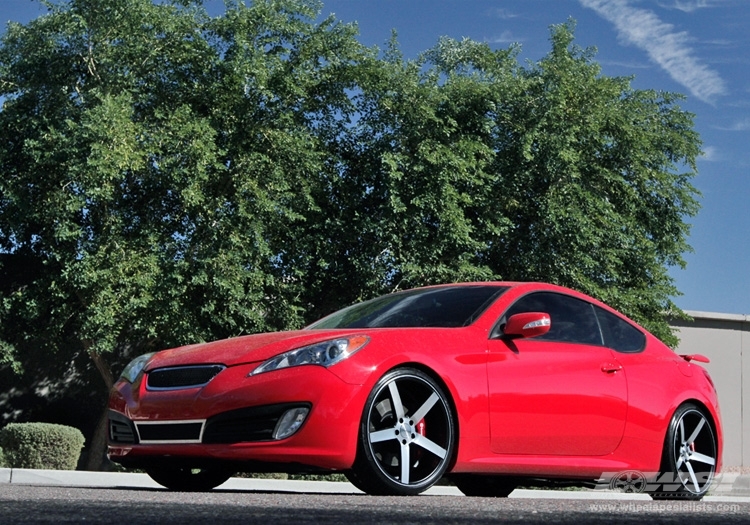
713, 118, 750, 131
699, 145, 721, 161
579, 0, 727, 103
487, 30, 520, 44
490, 8, 520, 20
661, 0, 713, 12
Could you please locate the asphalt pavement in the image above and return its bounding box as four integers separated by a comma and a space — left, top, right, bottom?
2, 468, 749, 501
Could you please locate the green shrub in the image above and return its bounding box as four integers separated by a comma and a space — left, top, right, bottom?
288, 473, 347, 482
0, 423, 85, 470
0, 446, 5, 468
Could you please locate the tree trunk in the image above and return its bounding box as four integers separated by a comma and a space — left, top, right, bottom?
85, 349, 115, 471
85, 406, 111, 471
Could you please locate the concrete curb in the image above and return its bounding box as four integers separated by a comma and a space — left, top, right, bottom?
2, 468, 749, 500
705, 472, 750, 497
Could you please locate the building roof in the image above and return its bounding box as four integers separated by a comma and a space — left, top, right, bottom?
684, 311, 750, 323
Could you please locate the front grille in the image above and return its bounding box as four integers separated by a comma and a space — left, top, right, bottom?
146, 364, 225, 390
203, 403, 312, 444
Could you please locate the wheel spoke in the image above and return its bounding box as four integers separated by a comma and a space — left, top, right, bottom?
370, 428, 398, 444
689, 451, 716, 466
410, 392, 439, 424
686, 417, 706, 445
388, 382, 406, 420
400, 443, 411, 484
674, 417, 687, 470
685, 461, 701, 493
412, 434, 447, 459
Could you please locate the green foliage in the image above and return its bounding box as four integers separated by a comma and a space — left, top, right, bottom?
0, 422, 85, 470
0, 445, 5, 467
485, 22, 700, 346
0, 0, 699, 404
0, 0, 369, 379
297, 20, 698, 345
288, 473, 348, 482
238, 472, 348, 482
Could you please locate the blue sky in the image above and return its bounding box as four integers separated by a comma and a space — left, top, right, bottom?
2, 0, 749, 315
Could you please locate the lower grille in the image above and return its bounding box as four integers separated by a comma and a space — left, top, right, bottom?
108, 403, 311, 445
136, 420, 205, 443
203, 404, 310, 444
108, 411, 138, 444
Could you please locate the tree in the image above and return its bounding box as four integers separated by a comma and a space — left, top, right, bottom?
291, 35, 519, 316
297, 21, 699, 345
0, 0, 367, 467
485, 22, 700, 344
0, 4, 699, 467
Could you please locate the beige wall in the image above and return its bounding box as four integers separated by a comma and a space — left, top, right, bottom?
670, 311, 749, 468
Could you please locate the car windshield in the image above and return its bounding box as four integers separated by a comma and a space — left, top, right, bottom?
307, 285, 508, 329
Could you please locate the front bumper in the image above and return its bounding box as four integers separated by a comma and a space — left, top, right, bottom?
107, 362, 367, 471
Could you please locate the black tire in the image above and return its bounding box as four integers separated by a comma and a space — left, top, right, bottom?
346, 367, 456, 496
146, 466, 233, 491
649, 403, 717, 501
452, 474, 516, 497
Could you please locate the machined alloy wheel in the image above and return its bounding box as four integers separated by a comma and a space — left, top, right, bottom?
346, 368, 456, 495
145, 466, 233, 492
650, 403, 717, 500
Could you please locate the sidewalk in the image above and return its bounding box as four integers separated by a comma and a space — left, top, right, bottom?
2, 468, 749, 501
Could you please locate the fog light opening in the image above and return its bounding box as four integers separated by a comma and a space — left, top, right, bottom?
273, 407, 310, 440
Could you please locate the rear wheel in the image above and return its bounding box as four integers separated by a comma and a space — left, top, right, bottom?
346, 368, 456, 495
452, 474, 516, 497
146, 466, 233, 491
649, 403, 717, 500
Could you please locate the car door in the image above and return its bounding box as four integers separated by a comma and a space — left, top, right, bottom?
487, 292, 628, 456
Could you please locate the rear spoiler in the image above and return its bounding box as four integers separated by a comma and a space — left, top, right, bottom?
680, 354, 710, 364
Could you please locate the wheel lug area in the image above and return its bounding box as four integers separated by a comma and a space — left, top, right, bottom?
394, 419, 416, 445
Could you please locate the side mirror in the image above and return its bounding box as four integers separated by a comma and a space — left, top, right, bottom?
503, 312, 551, 339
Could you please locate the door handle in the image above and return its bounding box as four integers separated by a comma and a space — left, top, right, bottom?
601, 363, 623, 374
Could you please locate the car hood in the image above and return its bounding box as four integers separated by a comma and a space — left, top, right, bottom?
144, 330, 363, 370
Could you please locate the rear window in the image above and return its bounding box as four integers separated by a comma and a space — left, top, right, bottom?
308, 286, 508, 329
594, 306, 646, 353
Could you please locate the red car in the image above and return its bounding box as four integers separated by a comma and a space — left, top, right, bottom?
108, 282, 721, 499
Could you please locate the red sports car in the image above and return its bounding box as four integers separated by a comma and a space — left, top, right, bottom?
108, 282, 721, 499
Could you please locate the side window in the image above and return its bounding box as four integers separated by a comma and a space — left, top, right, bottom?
595, 306, 646, 353
501, 292, 603, 346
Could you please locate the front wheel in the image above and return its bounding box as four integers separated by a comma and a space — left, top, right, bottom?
649, 403, 717, 500
146, 466, 233, 491
346, 368, 456, 495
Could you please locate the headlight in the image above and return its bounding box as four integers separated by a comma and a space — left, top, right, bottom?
119, 352, 155, 383
250, 336, 369, 376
